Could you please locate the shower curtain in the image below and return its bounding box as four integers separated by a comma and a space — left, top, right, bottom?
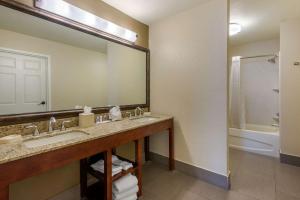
229, 56, 246, 129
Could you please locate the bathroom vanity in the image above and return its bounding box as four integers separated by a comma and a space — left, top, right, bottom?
0, 1, 165, 199
0, 115, 174, 200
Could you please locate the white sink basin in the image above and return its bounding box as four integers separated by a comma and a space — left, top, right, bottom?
23, 131, 88, 148
130, 116, 159, 123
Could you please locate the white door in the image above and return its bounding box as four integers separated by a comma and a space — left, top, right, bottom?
0, 50, 48, 115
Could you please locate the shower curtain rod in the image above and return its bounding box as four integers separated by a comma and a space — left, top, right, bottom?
240, 54, 278, 60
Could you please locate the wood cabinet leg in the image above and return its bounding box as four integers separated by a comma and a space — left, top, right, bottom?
135, 139, 143, 197
144, 136, 150, 162
80, 158, 88, 198
104, 150, 112, 200
169, 126, 175, 171
0, 185, 9, 200
112, 148, 117, 155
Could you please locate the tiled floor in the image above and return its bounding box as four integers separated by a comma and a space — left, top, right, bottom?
141, 149, 300, 200
50, 149, 300, 200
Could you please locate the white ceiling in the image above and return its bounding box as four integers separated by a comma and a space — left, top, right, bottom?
230, 0, 300, 46
103, 0, 300, 46
102, 0, 209, 25
0, 6, 108, 53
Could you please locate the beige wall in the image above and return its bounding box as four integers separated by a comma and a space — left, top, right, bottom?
0, 29, 107, 200
0, 29, 108, 111
14, 0, 149, 48
280, 18, 300, 157
150, 0, 228, 176
107, 42, 147, 106
1, 1, 149, 199
10, 162, 79, 200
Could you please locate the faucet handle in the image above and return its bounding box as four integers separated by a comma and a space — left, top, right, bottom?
135, 107, 144, 117
126, 111, 132, 118
26, 125, 40, 136
61, 120, 71, 131
96, 115, 103, 124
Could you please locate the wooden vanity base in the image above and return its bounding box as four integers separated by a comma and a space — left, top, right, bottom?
0, 118, 174, 200
135, 139, 143, 197
169, 126, 175, 171
104, 150, 113, 200
0, 186, 8, 200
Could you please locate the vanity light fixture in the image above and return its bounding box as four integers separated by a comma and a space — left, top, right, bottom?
35, 0, 138, 43
229, 23, 242, 36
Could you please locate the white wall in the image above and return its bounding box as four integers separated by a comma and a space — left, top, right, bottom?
229, 39, 280, 58
280, 19, 300, 157
229, 39, 280, 127
150, 0, 228, 176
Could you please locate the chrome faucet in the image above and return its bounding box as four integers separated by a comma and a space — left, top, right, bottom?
135, 107, 143, 117
61, 120, 71, 131
49, 117, 56, 132
26, 125, 40, 136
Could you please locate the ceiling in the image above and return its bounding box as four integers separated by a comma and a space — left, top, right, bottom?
0, 6, 107, 53
230, 0, 300, 46
102, 0, 209, 25
103, 0, 300, 46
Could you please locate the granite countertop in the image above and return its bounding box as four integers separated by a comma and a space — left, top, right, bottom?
0, 114, 173, 165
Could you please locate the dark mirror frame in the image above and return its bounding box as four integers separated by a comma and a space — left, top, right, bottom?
0, 0, 150, 126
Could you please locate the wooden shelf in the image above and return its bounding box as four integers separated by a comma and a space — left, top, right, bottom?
88, 155, 137, 181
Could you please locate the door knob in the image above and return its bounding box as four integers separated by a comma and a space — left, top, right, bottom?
39, 101, 46, 105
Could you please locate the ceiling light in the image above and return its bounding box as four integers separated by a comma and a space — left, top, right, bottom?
35, 0, 138, 43
229, 23, 242, 36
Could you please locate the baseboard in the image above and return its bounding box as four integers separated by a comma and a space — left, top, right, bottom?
280, 153, 300, 167
149, 152, 231, 190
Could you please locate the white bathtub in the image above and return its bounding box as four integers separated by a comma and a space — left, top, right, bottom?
229, 124, 280, 157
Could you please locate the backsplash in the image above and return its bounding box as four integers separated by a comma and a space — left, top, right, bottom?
0, 117, 79, 138
0, 109, 148, 138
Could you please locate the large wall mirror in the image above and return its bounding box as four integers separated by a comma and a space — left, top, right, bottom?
0, 3, 149, 123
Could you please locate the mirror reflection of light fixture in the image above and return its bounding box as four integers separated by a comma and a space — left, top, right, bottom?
229, 23, 242, 36
35, 0, 138, 43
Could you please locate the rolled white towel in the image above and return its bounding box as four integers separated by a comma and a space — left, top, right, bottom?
113, 185, 139, 200
113, 174, 138, 193
114, 193, 137, 200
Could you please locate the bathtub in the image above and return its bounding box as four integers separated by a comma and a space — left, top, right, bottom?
229, 124, 279, 157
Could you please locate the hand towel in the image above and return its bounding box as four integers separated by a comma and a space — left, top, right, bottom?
113, 174, 138, 193
113, 185, 139, 200
113, 159, 133, 171
90, 159, 122, 175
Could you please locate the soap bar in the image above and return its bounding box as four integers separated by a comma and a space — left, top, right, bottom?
0, 134, 23, 145
79, 113, 95, 128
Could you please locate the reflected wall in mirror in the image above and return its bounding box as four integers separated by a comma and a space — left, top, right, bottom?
0, 5, 147, 115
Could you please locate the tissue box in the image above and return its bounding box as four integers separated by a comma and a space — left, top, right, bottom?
79, 113, 95, 128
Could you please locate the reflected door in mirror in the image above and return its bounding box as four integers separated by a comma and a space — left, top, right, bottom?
0, 50, 48, 115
